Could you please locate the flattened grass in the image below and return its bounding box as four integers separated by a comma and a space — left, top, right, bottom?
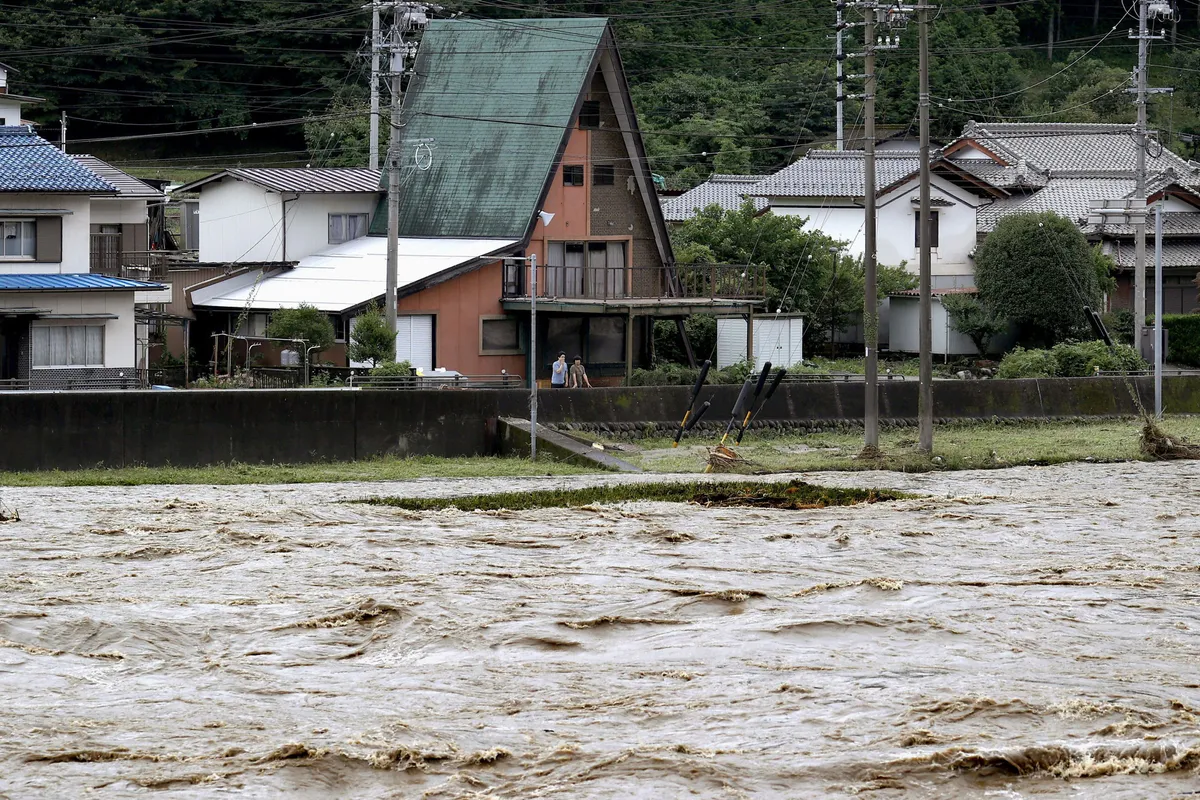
0, 455, 595, 487
355, 479, 903, 512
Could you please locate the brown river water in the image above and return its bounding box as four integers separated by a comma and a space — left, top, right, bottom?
1, 462, 1198, 799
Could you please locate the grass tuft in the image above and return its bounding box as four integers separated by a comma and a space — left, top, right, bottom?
355, 479, 903, 512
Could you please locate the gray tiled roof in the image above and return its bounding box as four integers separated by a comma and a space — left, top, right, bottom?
957, 122, 1200, 180
1102, 238, 1200, 269
69, 154, 164, 199
661, 174, 767, 222
0, 126, 116, 193
977, 178, 1137, 232
953, 158, 1047, 189
751, 151, 921, 198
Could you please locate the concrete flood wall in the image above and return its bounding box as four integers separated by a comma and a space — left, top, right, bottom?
0, 376, 1196, 471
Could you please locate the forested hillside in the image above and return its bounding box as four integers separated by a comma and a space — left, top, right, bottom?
2, 0, 1196, 184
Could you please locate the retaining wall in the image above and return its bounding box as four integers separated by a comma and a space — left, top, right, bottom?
0, 376, 1194, 471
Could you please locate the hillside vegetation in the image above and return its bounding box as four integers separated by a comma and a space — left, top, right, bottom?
2, 1, 1194, 183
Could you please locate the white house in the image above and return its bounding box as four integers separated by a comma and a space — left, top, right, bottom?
0, 126, 160, 389
175, 167, 382, 263
0, 62, 42, 127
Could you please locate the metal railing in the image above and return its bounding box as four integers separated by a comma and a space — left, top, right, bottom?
502, 263, 767, 301
90, 240, 171, 282
348, 373, 524, 390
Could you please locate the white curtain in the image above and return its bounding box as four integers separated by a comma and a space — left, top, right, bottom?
606, 241, 626, 298
32, 326, 104, 367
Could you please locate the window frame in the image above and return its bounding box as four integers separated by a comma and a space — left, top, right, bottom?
562, 164, 584, 187
914, 209, 940, 249
592, 164, 615, 186
0, 218, 36, 261
328, 212, 369, 245
479, 314, 524, 356
578, 100, 601, 129
31, 324, 106, 369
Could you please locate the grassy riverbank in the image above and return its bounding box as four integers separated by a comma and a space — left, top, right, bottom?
604, 416, 1200, 474
0, 455, 594, 487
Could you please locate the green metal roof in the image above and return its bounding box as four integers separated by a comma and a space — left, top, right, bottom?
369, 17, 608, 239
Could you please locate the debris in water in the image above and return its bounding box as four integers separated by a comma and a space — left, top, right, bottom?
1140, 417, 1200, 460
706, 445, 749, 473
0, 502, 18, 523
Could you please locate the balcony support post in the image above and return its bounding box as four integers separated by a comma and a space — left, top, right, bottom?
625, 307, 635, 385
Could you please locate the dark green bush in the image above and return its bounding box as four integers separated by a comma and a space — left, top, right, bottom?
1101, 309, 1134, 345
1154, 314, 1200, 366
627, 360, 752, 386
996, 347, 1058, 379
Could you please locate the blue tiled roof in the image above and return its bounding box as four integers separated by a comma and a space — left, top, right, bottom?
0, 126, 116, 193
0, 274, 160, 291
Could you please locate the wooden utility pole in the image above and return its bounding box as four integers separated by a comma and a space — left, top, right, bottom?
917, 3, 933, 453
862, 4, 879, 452
1133, 0, 1149, 351
369, 1, 381, 171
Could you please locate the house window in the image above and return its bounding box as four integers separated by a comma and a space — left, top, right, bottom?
915, 210, 939, 248
329, 314, 347, 342
481, 316, 522, 353
562, 165, 584, 186
32, 325, 104, 367
546, 240, 627, 298
0, 219, 35, 259
579, 100, 601, 129
593, 164, 615, 186
328, 213, 369, 245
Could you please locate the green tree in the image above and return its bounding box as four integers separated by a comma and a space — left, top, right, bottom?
266, 304, 335, 362
974, 212, 1101, 347
942, 292, 1005, 354
347, 303, 394, 367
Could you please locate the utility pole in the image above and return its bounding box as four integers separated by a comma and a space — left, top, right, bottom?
1130, 0, 1173, 353
59, 111, 66, 152
369, 0, 381, 171
835, 2, 846, 149
851, 3, 899, 454
1154, 201, 1164, 418
384, 3, 429, 342
916, 3, 933, 453
529, 253, 538, 460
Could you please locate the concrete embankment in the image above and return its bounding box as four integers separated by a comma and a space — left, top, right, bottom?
0, 376, 1193, 470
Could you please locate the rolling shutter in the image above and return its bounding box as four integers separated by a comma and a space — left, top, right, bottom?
395, 314, 434, 371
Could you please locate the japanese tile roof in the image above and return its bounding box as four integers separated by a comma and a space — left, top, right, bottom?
954, 122, 1200, 180
69, 154, 164, 199
977, 178, 1138, 232
952, 158, 1048, 189
368, 17, 610, 238
661, 174, 767, 221
891, 286, 978, 297
751, 151, 922, 198
174, 167, 382, 194
0, 274, 160, 291
1101, 238, 1200, 269
0, 126, 116, 193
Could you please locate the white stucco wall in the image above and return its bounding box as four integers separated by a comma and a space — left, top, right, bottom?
769, 201, 866, 255
878, 175, 980, 284
0, 291, 137, 367
889, 295, 979, 356
0, 194, 91, 274
197, 178, 378, 263
90, 198, 149, 226
0, 99, 21, 126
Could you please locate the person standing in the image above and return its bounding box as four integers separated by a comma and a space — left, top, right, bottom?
569, 355, 591, 388
551, 351, 568, 388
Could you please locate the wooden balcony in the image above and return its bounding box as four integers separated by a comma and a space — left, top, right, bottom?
90, 234, 171, 282
501, 263, 768, 303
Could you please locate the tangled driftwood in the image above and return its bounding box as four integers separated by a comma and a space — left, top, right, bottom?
1140, 417, 1200, 460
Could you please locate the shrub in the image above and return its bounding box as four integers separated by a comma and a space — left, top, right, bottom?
942, 292, 1005, 354
1100, 309, 1134, 345
348, 303, 394, 367
996, 347, 1058, 379
974, 212, 1101, 347
369, 360, 413, 377
627, 360, 753, 386
997, 341, 1146, 379
1156, 314, 1200, 366
265, 304, 335, 359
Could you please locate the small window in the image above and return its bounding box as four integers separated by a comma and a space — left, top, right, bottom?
0, 219, 35, 259
593, 164, 615, 186
32, 325, 104, 367
579, 100, 601, 129
562, 165, 584, 186
915, 210, 940, 248
330, 314, 347, 342
328, 213, 369, 245
481, 317, 522, 353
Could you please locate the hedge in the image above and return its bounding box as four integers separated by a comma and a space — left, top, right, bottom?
996, 341, 1146, 379
1151, 315, 1200, 367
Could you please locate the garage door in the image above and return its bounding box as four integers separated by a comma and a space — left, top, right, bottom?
395, 314, 434, 371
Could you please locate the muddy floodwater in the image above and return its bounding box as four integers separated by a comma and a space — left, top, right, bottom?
2, 462, 1199, 799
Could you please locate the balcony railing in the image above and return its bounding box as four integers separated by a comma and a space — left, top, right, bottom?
502, 263, 767, 302
90, 235, 171, 282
